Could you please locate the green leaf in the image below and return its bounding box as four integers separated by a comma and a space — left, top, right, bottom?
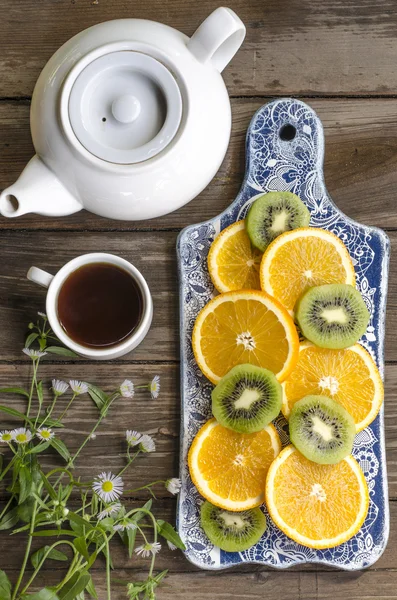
85, 576, 98, 600
75, 593, 85, 600
37, 380, 44, 409
23, 588, 59, 600
25, 332, 39, 348
19, 465, 33, 504
73, 536, 89, 560
58, 572, 90, 600
0, 508, 19, 531
0, 388, 29, 398
32, 529, 77, 537
50, 438, 71, 462
0, 569, 11, 600
126, 527, 137, 558
17, 497, 35, 523
156, 520, 186, 550
31, 545, 69, 569
46, 346, 78, 358
28, 441, 50, 455
153, 569, 168, 584
68, 512, 94, 531
87, 384, 108, 412
39, 471, 57, 501
130, 499, 153, 524
0, 405, 31, 425
38, 337, 47, 352
0, 454, 3, 474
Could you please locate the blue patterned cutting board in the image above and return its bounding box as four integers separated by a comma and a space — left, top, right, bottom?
176, 98, 390, 570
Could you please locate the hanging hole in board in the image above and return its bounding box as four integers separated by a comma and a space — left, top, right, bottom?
102, 117, 107, 122
279, 124, 296, 141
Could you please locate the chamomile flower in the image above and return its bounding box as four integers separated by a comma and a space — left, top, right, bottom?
12, 428, 32, 445
23, 348, 47, 359
92, 472, 124, 502
90, 433, 97, 440
38, 312, 47, 319
120, 380, 134, 398
149, 375, 160, 399
167, 540, 177, 551
139, 434, 156, 453
36, 428, 55, 441
135, 542, 161, 558
52, 379, 69, 396
165, 478, 182, 495
0, 431, 13, 444
97, 502, 122, 521
69, 380, 89, 395
126, 430, 142, 447
113, 519, 137, 532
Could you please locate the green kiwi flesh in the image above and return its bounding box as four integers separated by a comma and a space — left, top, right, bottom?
295, 283, 370, 349
246, 191, 310, 252
289, 395, 356, 464
212, 364, 282, 433
200, 501, 267, 552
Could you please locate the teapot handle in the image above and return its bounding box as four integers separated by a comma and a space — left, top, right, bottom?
187, 7, 246, 73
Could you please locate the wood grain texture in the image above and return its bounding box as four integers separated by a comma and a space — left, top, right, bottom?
2, 0, 397, 98
0, 230, 394, 361
0, 361, 396, 497
2, 98, 397, 230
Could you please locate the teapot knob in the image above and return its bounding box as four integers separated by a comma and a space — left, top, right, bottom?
112, 95, 141, 124
188, 7, 246, 73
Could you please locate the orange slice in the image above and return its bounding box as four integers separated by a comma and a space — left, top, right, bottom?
266, 446, 369, 548
208, 220, 262, 293
192, 289, 299, 384
282, 343, 383, 432
260, 228, 356, 313
189, 418, 281, 511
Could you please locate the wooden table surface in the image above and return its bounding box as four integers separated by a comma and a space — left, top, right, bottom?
1, 0, 397, 597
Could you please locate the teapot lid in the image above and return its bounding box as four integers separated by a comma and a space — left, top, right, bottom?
67, 51, 182, 164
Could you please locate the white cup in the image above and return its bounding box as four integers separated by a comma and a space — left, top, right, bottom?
27, 252, 153, 360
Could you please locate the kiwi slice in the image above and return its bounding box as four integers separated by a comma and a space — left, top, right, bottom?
200, 501, 267, 552
246, 191, 310, 251
289, 395, 355, 464
295, 283, 370, 349
211, 364, 282, 433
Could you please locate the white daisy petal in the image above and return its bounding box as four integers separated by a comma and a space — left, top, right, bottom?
0, 430, 13, 444
37, 312, 47, 319
12, 428, 32, 445
120, 380, 135, 398
23, 348, 47, 359
98, 502, 122, 521
167, 540, 177, 551
36, 428, 55, 441
125, 430, 142, 447
165, 478, 182, 495
150, 375, 160, 399
69, 380, 89, 395
52, 379, 69, 396
139, 434, 156, 453
92, 472, 124, 503
113, 519, 137, 532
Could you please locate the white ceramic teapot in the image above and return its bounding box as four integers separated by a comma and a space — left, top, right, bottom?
0, 7, 245, 221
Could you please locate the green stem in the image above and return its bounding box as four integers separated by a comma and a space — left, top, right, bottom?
123, 480, 164, 494
19, 540, 76, 596
117, 450, 140, 477
11, 499, 38, 600
0, 455, 17, 483
58, 393, 77, 422
39, 394, 58, 429
26, 359, 40, 423
0, 494, 14, 520
105, 537, 111, 600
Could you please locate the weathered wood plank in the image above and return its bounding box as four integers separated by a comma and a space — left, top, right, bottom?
2, 99, 397, 230
0, 231, 395, 362
0, 362, 396, 497
2, 0, 397, 98
3, 568, 397, 599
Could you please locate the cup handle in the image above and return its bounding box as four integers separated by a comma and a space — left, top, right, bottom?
187, 7, 246, 73
27, 266, 54, 289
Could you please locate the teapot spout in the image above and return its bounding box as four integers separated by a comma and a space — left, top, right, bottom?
0, 155, 82, 218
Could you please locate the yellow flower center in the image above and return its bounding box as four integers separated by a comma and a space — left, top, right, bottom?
16, 434, 27, 443
2, 434, 11, 442
102, 481, 113, 492
41, 431, 51, 439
